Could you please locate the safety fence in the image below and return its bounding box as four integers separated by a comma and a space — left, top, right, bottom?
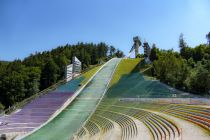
119, 98, 210, 105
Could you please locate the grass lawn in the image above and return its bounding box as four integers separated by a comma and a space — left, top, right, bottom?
109, 58, 141, 88
105, 58, 189, 98
80, 65, 102, 85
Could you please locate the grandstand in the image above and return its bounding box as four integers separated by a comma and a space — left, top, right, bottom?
73, 99, 182, 140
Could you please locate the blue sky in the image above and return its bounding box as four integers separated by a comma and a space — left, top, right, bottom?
0, 0, 210, 60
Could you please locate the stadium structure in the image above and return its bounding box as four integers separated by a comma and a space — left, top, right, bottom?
0, 43, 209, 140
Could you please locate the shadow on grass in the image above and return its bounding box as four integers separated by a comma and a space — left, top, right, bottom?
106, 72, 172, 98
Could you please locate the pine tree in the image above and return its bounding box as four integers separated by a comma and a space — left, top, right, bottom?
179, 33, 187, 49
149, 44, 159, 62
179, 33, 188, 59
206, 32, 210, 45
109, 46, 116, 56
40, 58, 59, 89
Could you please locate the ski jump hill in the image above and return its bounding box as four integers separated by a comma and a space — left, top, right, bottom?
0, 58, 209, 140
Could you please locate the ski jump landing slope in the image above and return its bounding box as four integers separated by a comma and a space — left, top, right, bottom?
22, 58, 121, 140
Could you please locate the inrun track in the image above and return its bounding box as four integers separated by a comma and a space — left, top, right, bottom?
22, 58, 121, 140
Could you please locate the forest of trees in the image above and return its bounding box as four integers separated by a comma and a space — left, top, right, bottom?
0, 42, 124, 110
150, 32, 210, 95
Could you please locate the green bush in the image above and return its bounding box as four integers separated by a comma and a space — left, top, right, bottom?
0, 102, 5, 110
153, 51, 188, 89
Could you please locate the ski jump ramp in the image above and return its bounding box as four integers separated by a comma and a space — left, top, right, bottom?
21, 58, 121, 140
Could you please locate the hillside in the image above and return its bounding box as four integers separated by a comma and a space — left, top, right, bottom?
106, 58, 199, 98
109, 58, 141, 87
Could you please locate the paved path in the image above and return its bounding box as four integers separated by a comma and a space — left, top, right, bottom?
132, 118, 151, 140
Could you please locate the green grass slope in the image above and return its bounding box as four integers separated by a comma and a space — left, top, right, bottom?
106, 58, 197, 98
109, 58, 141, 87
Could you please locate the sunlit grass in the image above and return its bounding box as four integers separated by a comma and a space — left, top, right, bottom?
109, 58, 141, 87
80, 65, 102, 85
